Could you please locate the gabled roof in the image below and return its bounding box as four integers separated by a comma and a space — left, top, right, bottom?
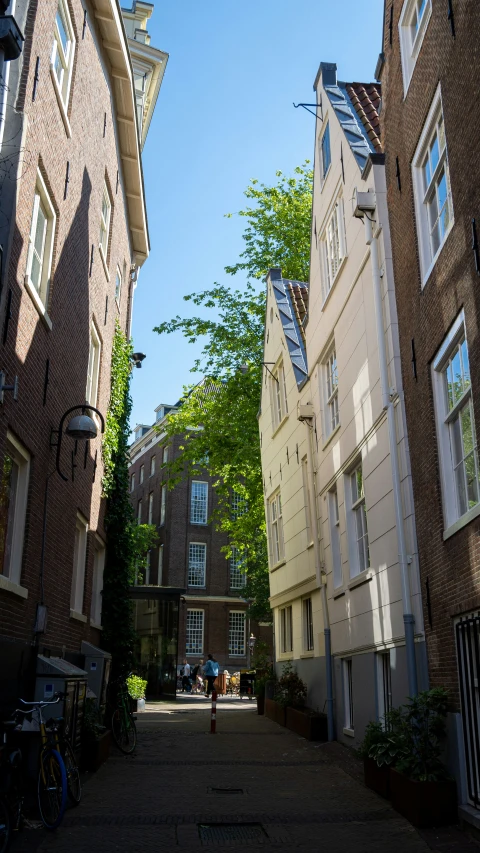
346, 83, 382, 153
267, 269, 308, 388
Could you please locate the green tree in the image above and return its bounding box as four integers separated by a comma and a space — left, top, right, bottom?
154, 163, 313, 620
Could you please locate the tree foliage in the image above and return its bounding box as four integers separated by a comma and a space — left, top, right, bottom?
153, 163, 313, 621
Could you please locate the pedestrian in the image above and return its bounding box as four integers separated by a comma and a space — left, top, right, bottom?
192, 659, 204, 693
203, 654, 219, 698
182, 658, 191, 693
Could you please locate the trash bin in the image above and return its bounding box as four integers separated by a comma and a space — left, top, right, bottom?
34, 656, 87, 756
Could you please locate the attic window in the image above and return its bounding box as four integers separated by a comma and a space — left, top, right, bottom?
319, 122, 331, 183
399, 0, 432, 93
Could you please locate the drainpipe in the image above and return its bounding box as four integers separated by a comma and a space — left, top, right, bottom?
363, 209, 418, 698
300, 410, 335, 740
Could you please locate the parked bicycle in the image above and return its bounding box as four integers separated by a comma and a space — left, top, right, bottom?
108, 677, 137, 755
0, 717, 24, 853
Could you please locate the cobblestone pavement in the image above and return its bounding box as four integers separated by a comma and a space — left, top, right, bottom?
12, 695, 479, 852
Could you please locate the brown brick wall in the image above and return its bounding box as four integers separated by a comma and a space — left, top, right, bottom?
380, 0, 480, 704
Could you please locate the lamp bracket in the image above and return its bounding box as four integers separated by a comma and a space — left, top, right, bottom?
0, 370, 18, 404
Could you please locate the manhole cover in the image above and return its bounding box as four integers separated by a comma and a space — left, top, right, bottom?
208, 787, 244, 795
198, 823, 266, 844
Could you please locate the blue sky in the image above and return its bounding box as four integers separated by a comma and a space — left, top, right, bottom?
130, 0, 384, 429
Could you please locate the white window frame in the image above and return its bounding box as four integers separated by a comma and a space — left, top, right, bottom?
51, 0, 76, 108
345, 462, 369, 579
85, 323, 101, 409
160, 484, 166, 525
303, 597, 314, 652
301, 457, 312, 544
144, 550, 151, 585
139, 464, 144, 485
412, 86, 453, 286
319, 197, 346, 303
230, 547, 246, 590
0, 432, 30, 588
137, 499, 142, 523
188, 542, 206, 587
186, 609, 204, 655
148, 492, 154, 524
90, 536, 105, 627
343, 658, 354, 732
190, 481, 208, 525
25, 171, 56, 314
130, 473, 135, 492
150, 456, 155, 477
280, 605, 293, 654
377, 651, 393, 724
229, 611, 246, 657
162, 445, 169, 465
158, 544, 163, 585
398, 0, 432, 94
323, 346, 339, 437
71, 513, 88, 616
432, 311, 480, 535
115, 266, 122, 304
329, 487, 343, 589
319, 120, 331, 183
99, 182, 112, 262
269, 362, 288, 432
267, 490, 284, 567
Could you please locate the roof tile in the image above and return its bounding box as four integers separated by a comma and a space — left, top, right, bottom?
346, 83, 382, 153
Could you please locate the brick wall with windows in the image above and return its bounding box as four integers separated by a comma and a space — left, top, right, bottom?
380, 0, 480, 702
0, 0, 150, 699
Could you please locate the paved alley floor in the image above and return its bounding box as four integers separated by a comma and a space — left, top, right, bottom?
14, 695, 479, 852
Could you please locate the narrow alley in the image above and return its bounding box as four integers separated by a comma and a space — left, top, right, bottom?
13, 699, 478, 853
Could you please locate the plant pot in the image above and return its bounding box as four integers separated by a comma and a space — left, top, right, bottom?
256, 695, 265, 715
81, 730, 111, 773
286, 707, 328, 741
129, 697, 145, 713
364, 757, 390, 799
265, 698, 286, 726
389, 768, 457, 827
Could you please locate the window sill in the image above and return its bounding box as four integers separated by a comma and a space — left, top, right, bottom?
188, 586, 206, 590
343, 727, 355, 738
271, 413, 289, 439
0, 575, 28, 599
322, 422, 341, 452
24, 277, 52, 330
421, 220, 454, 289
50, 64, 72, 139
269, 559, 286, 573
228, 654, 246, 658
99, 246, 111, 282
443, 502, 480, 541
90, 620, 103, 630
348, 569, 374, 591
70, 609, 87, 623
333, 587, 346, 599
321, 255, 347, 312
300, 652, 314, 659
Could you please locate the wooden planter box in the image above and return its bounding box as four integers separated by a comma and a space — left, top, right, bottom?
364, 757, 390, 799
265, 698, 286, 727
256, 695, 265, 715
286, 707, 328, 741
390, 768, 457, 827
81, 730, 111, 773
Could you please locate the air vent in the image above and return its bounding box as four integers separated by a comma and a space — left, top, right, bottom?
198, 824, 266, 844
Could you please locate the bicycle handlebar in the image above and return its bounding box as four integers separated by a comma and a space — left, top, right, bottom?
18, 693, 63, 709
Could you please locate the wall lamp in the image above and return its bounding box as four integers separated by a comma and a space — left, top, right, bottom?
131, 352, 146, 369
239, 362, 278, 384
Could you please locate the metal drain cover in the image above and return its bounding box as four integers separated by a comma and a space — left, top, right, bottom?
198, 823, 266, 844
208, 787, 244, 794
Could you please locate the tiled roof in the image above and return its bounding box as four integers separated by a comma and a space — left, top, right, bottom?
346, 83, 382, 153
286, 282, 309, 342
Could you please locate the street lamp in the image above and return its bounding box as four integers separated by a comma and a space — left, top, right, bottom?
247, 632, 256, 670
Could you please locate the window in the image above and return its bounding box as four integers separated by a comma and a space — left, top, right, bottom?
348, 463, 369, 578
191, 481, 208, 525
329, 488, 343, 589
301, 457, 312, 542
319, 121, 331, 181
51, 0, 75, 107
324, 347, 339, 436
158, 544, 163, 585
0, 433, 30, 587
162, 446, 169, 465
137, 499, 142, 523
71, 514, 88, 615
186, 609, 204, 655
230, 547, 246, 590
231, 490, 246, 519
148, 492, 153, 524
343, 659, 354, 731
99, 183, 111, 260
320, 199, 346, 302
229, 611, 246, 656
267, 491, 284, 566
150, 456, 155, 477
377, 652, 392, 723
26, 172, 56, 309
139, 465, 144, 485
303, 598, 314, 651
399, 0, 432, 92
412, 88, 453, 284
86, 324, 101, 408
145, 550, 151, 584
160, 485, 166, 525
90, 538, 105, 626
130, 473, 135, 492
270, 362, 288, 431
115, 266, 122, 303
432, 313, 480, 531
188, 542, 206, 587
280, 605, 293, 653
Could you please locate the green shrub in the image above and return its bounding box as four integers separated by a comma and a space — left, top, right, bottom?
274, 661, 307, 708
126, 674, 147, 700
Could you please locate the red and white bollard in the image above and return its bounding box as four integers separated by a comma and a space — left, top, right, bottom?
210, 689, 217, 734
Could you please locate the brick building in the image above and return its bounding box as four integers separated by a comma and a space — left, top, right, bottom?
379, 0, 480, 819
0, 0, 166, 704
128, 403, 271, 681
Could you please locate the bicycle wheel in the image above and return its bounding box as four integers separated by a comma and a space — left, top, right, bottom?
63, 740, 81, 805
111, 707, 137, 754
37, 749, 67, 830
0, 797, 10, 853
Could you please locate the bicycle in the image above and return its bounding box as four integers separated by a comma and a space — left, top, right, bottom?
108, 678, 137, 755
0, 718, 24, 853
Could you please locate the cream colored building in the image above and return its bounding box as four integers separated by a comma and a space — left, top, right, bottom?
259, 62, 427, 745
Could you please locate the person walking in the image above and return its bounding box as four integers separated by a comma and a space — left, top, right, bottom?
203, 654, 219, 698
181, 658, 191, 693
192, 659, 204, 693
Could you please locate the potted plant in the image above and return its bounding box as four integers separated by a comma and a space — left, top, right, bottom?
286, 706, 328, 741
358, 714, 402, 798
126, 674, 147, 712
81, 698, 111, 772
254, 675, 268, 715
265, 662, 307, 727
